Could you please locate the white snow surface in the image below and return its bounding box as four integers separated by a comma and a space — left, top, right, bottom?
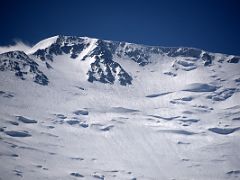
27, 36, 59, 54
0, 36, 240, 180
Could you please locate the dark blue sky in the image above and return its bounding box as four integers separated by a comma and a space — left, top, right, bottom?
1, 0, 240, 55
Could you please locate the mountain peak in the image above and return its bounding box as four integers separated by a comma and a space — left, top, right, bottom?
27, 35, 59, 54
0, 50, 48, 85
0, 35, 240, 86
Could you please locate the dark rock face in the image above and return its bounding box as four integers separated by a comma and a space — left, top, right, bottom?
227, 57, 240, 63
163, 47, 202, 58
0, 51, 49, 85
87, 59, 132, 85
33, 35, 87, 61
85, 40, 133, 85
45, 62, 52, 69
116, 45, 206, 66
202, 53, 213, 66
115, 44, 215, 67
123, 45, 150, 66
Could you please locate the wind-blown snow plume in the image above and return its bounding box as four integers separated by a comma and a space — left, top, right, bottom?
0, 40, 31, 54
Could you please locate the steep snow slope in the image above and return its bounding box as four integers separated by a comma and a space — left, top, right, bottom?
0, 35, 240, 180
27, 36, 59, 54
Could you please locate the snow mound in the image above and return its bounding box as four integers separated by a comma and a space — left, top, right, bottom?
183, 83, 218, 92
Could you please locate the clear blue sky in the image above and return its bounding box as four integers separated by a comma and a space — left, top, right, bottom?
1, 0, 240, 55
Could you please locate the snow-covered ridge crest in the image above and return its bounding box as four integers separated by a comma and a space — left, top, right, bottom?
0, 35, 240, 86
27, 36, 59, 54
2, 35, 240, 64
0, 50, 48, 85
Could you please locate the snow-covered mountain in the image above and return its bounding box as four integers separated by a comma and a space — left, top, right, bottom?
2, 35, 239, 86
0, 35, 240, 180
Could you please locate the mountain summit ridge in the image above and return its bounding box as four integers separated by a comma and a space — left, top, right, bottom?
0, 35, 239, 86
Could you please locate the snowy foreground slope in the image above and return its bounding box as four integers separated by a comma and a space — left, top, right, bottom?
0, 35, 240, 180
